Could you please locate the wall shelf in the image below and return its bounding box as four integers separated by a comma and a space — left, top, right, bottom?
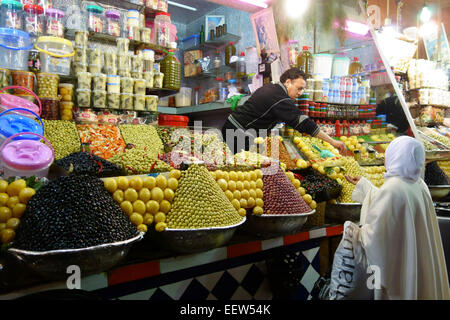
183, 33, 241, 51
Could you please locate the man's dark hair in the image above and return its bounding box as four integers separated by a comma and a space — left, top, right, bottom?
280, 68, 308, 84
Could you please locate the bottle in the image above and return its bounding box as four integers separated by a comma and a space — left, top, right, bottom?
236, 52, 246, 78
28, 49, 41, 73
213, 50, 221, 69
227, 79, 238, 98
217, 77, 227, 101
345, 77, 352, 104
225, 42, 236, 66
297, 46, 313, 77
200, 25, 205, 43
349, 57, 363, 75
335, 120, 341, 137
339, 78, 346, 104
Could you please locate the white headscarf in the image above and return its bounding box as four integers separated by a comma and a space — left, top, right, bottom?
384, 136, 425, 182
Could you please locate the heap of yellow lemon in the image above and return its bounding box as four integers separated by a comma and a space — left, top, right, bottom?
0, 179, 36, 244
104, 170, 181, 232
284, 171, 317, 210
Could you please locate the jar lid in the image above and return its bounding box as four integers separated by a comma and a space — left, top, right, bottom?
86, 5, 104, 13
1, 139, 53, 171
24, 4, 43, 14
0, 114, 43, 141
1, 0, 22, 9
0, 27, 32, 50
155, 12, 171, 17
37, 72, 60, 78
105, 10, 120, 19
59, 83, 74, 88
46, 8, 65, 18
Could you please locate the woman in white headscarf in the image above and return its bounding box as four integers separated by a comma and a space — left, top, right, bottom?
345, 136, 450, 300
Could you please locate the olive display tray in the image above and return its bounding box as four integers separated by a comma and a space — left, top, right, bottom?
151, 218, 247, 254
428, 185, 450, 201
8, 233, 144, 281
239, 211, 315, 239
290, 168, 343, 203
325, 202, 362, 222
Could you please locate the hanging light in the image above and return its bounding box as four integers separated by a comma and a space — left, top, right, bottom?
420, 3, 432, 23
284, 0, 310, 19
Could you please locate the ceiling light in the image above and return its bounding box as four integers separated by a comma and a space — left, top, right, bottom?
239, 0, 268, 8
168, 1, 197, 11
420, 5, 431, 23
419, 21, 437, 38
345, 20, 369, 36
285, 0, 310, 19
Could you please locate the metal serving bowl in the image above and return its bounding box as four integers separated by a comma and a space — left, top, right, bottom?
154, 218, 246, 254
428, 185, 450, 201
240, 211, 315, 239
8, 233, 144, 280
325, 202, 362, 222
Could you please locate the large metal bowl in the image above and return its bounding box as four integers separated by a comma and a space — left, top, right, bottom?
8, 233, 144, 280
326, 202, 362, 222
154, 218, 246, 254
240, 211, 315, 239
428, 185, 450, 201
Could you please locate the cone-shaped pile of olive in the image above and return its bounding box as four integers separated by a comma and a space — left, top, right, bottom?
12, 175, 139, 251
166, 164, 243, 229
262, 166, 312, 214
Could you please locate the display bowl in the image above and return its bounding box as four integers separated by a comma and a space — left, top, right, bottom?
325, 202, 362, 222
154, 218, 246, 254
240, 211, 315, 239
8, 233, 144, 280
428, 185, 450, 201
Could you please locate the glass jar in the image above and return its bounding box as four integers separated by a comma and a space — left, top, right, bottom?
92, 73, 106, 91
108, 93, 120, 109
131, 53, 143, 73
45, 8, 64, 38
145, 0, 158, 10
0, 0, 23, 30
23, 4, 43, 37
76, 88, 91, 108
76, 71, 92, 90
86, 5, 104, 33
37, 72, 59, 98
154, 12, 171, 47
134, 94, 145, 111
11, 70, 34, 94
105, 10, 120, 37
92, 90, 107, 109
157, 0, 168, 12
0, 68, 11, 88
40, 97, 59, 120
141, 28, 151, 44
160, 53, 180, 90
121, 93, 133, 110
60, 101, 73, 120
59, 83, 74, 102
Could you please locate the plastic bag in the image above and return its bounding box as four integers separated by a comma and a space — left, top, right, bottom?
329, 221, 373, 300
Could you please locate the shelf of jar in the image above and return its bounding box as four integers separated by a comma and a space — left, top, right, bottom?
157, 102, 231, 115
183, 33, 241, 51
95, 0, 144, 12
306, 101, 375, 107
65, 29, 177, 55
148, 88, 179, 97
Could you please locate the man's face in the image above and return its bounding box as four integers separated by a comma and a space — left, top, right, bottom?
284, 78, 306, 100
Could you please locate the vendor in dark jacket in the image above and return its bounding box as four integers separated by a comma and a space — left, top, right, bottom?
221, 68, 346, 154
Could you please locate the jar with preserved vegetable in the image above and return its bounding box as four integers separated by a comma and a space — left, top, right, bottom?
153, 72, 164, 89
92, 73, 106, 91
0, 68, 10, 88
108, 93, 120, 109
146, 95, 158, 112
134, 79, 146, 95
40, 97, 59, 120
77, 88, 91, 108
59, 83, 74, 102
60, 101, 73, 120
73, 63, 87, 74
45, 8, 64, 38
104, 51, 117, 73
134, 94, 145, 111
160, 51, 180, 90
37, 72, 59, 98
77, 72, 92, 90
24, 4, 43, 37
92, 90, 106, 109
116, 38, 129, 55
86, 5, 104, 33
121, 93, 133, 110
154, 12, 171, 47
120, 77, 134, 93
144, 71, 154, 88
0, 0, 23, 30
11, 70, 34, 94
75, 31, 88, 47
105, 10, 120, 37
74, 46, 87, 64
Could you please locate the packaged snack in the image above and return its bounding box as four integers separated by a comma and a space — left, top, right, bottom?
73, 107, 98, 123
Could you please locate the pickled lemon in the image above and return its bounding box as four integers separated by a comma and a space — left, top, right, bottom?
247, 197, 256, 208
12, 203, 26, 218
249, 189, 257, 199
113, 190, 124, 203
217, 179, 228, 191
236, 181, 244, 191
225, 190, 234, 201
0, 180, 8, 193
228, 181, 236, 192
124, 188, 138, 202
256, 188, 263, 199
144, 213, 154, 225
250, 171, 257, 181
143, 176, 156, 189
256, 179, 263, 189
116, 177, 129, 190
133, 200, 146, 215
129, 176, 144, 191
222, 172, 229, 182
159, 200, 171, 213
0, 193, 9, 206
6, 179, 26, 197
231, 199, 241, 210
130, 213, 144, 226
292, 179, 301, 188
233, 190, 241, 200
237, 172, 244, 181
164, 188, 175, 202
0, 223, 5, 232
151, 187, 164, 202
139, 188, 151, 202
286, 171, 295, 181
298, 187, 306, 196
155, 222, 167, 232
18, 188, 35, 204
210, 171, 216, 180
156, 175, 168, 189
137, 224, 148, 232
169, 170, 181, 179
0, 207, 12, 223
309, 200, 317, 210
253, 206, 263, 215
1, 228, 15, 244
120, 201, 133, 216
146, 200, 159, 214
243, 181, 250, 190
241, 190, 250, 200
240, 198, 248, 209
238, 208, 247, 217
302, 194, 313, 204
255, 198, 264, 207
104, 178, 117, 193
229, 171, 238, 181
7, 196, 19, 210
154, 212, 166, 223
167, 178, 178, 190
6, 218, 20, 230
249, 181, 257, 189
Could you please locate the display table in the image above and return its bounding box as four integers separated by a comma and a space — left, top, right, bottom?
0, 224, 343, 300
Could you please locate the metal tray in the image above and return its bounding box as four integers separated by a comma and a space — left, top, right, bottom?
428, 185, 450, 201
153, 218, 246, 254
239, 211, 315, 239
8, 233, 144, 280
325, 202, 362, 222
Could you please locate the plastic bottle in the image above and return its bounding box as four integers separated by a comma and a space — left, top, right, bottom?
288, 40, 299, 67
297, 46, 313, 77
345, 77, 352, 104
339, 77, 346, 104
217, 77, 227, 102
335, 120, 341, 137
236, 52, 246, 78
227, 79, 238, 98
160, 45, 180, 90
349, 57, 363, 75
225, 41, 236, 66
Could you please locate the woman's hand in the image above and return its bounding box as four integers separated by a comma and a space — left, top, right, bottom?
345, 175, 361, 185
331, 140, 347, 155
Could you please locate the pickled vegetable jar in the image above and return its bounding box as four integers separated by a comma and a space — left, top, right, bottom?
24, 4, 43, 37
87, 5, 104, 33
160, 52, 180, 90
0, 0, 23, 30
40, 97, 59, 120
45, 8, 65, 38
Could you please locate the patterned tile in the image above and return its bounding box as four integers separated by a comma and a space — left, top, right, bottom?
241, 264, 265, 297
211, 271, 239, 300
119, 288, 157, 300
149, 288, 173, 301
231, 286, 252, 300
207, 293, 218, 300
179, 279, 210, 300
196, 271, 225, 292
302, 247, 320, 264
227, 264, 253, 283
159, 279, 192, 300
253, 278, 273, 300
300, 265, 321, 294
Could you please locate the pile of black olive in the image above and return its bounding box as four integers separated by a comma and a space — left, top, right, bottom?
12, 175, 139, 251
425, 161, 449, 186
55, 152, 123, 177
